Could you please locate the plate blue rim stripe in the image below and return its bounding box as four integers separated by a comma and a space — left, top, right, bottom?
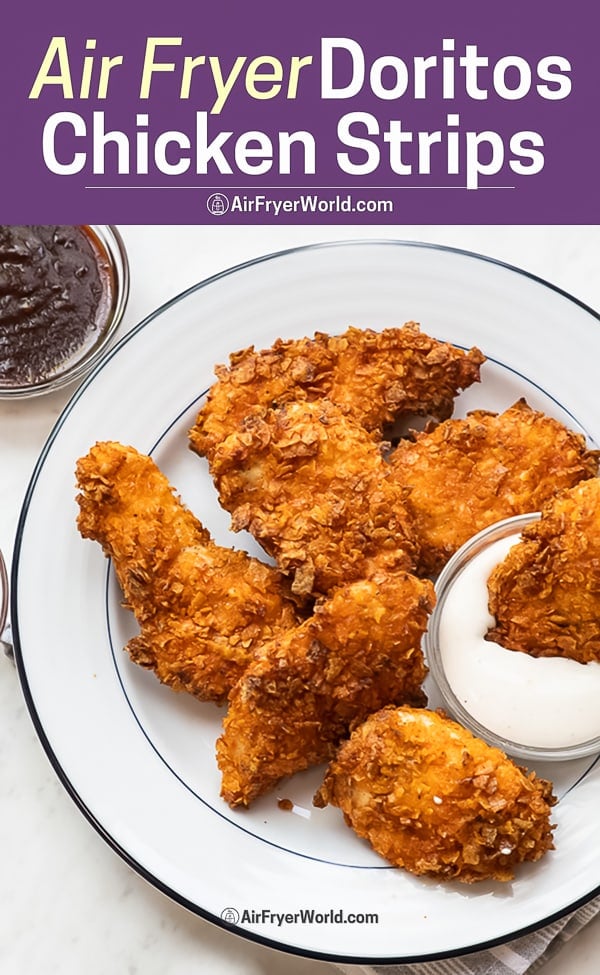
9, 238, 600, 964
105, 356, 600, 861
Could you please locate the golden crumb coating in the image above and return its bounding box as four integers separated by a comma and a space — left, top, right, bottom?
208, 398, 419, 596
314, 707, 556, 883
75, 442, 301, 703
487, 477, 600, 662
189, 323, 485, 460
390, 399, 598, 576
217, 572, 434, 806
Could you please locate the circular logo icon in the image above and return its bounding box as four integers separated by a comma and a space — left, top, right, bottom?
207, 192, 230, 216
220, 907, 240, 925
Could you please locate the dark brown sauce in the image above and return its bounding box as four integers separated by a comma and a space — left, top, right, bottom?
0, 225, 114, 387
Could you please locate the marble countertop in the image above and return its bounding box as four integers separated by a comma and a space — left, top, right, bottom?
2, 225, 600, 975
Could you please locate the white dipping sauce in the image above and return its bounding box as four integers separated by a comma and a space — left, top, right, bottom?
438, 532, 600, 749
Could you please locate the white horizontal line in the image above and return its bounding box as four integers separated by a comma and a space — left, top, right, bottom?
85, 184, 516, 191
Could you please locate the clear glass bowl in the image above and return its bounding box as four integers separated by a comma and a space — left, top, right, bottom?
425, 512, 600, 763
12, 238, 600, 956
0, 225, 129, 398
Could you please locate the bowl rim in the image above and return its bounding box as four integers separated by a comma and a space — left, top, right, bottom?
425, 511, 600, 763
0, 224, 130, 399
0, 546, 8, 637
11, 236, 600, 962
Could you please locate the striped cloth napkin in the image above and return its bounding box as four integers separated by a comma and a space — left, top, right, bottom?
336, 896, 600, 975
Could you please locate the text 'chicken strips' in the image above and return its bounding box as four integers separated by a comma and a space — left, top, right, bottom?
218, 572, 434, 807
76, 442, 302, 703
314, 707, 556, 883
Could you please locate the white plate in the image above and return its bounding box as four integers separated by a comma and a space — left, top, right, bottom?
12, 240, 600, 964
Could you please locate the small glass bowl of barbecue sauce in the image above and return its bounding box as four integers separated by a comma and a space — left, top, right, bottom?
0, 225, 129, 398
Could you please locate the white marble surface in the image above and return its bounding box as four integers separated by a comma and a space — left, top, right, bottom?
1, 225, 600, 975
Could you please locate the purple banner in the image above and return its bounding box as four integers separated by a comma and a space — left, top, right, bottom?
1, 0, 598, 223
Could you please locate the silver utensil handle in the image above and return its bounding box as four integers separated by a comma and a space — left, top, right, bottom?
0, 547, 13, 659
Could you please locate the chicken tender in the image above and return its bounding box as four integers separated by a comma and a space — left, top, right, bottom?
208, 398, 419, 596
390, 399, 599, 576
487, 477, 600, 662
189, 323, 485, 461
217, 572, 434, 807
314, 707, 556, 883
76, 441, 302, 703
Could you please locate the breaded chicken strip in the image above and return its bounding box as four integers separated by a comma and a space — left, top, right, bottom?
218, 572, 434, 806
189, 323, 485, 461
487, 477, 600, 663
314, 707, 556, 883
209, 398, 419, 596
390, 399, 598, 576
76, 442, 301, 703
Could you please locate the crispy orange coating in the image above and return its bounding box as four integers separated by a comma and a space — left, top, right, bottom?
208, 398, 419, 596
314, 707, 556, 883
75, 442, 301, 703
487, 477, 600, 662
390, 399, 599, 576
217, 572, 434, 806
189, 323, 485, 460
